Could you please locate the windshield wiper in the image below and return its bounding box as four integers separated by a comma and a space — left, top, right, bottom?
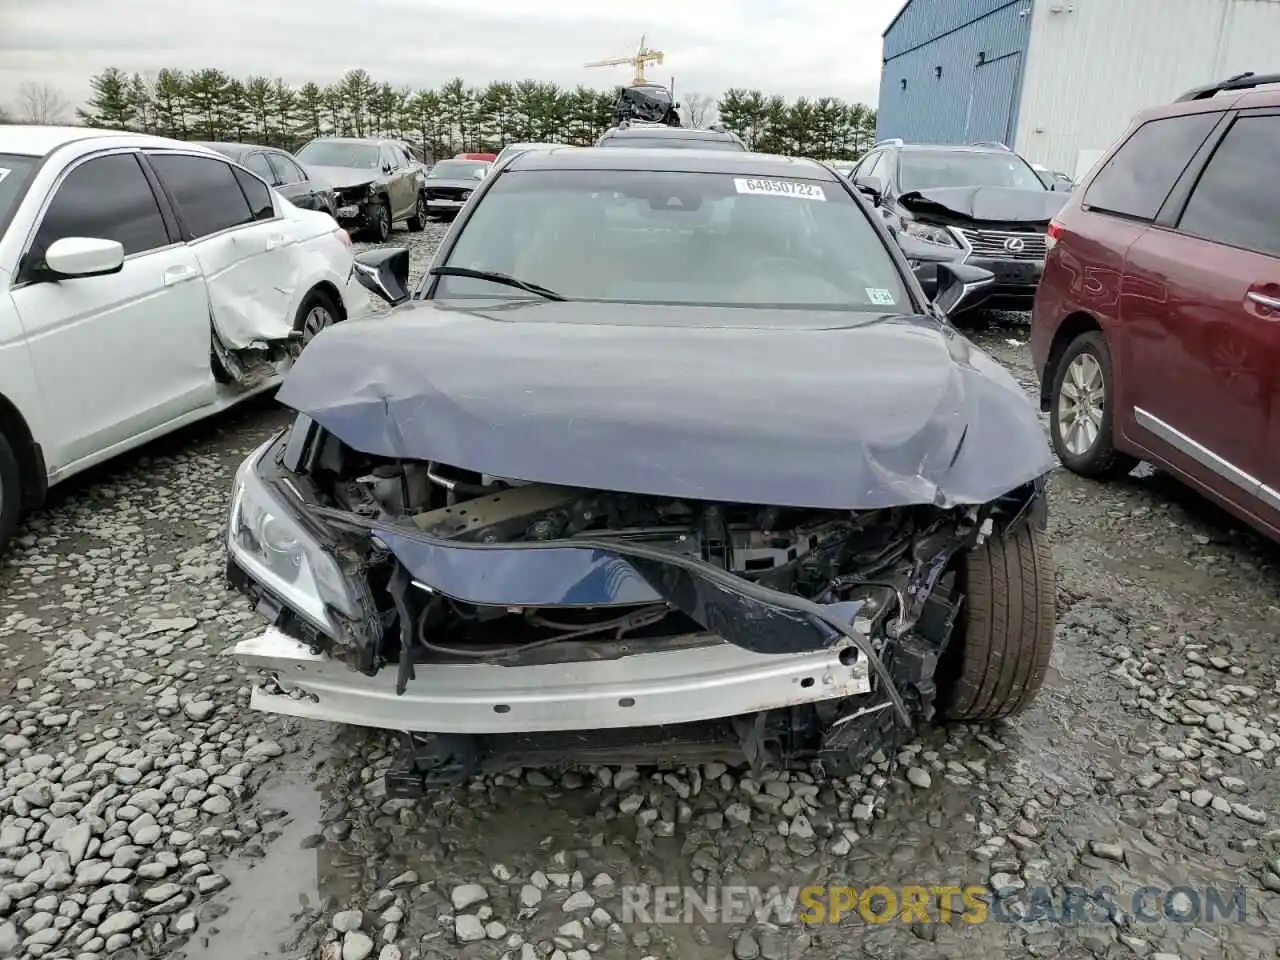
428, 266, 567, 301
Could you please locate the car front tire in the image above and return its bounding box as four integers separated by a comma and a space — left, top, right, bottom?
363, 200, 391, 244
938, 521, 1055, 722
1049, 330, 1137, 478
407, 194, 427, 232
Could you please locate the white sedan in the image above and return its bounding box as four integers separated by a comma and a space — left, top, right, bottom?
0, 125, 358, 551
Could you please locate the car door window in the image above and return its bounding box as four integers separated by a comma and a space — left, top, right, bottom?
243, 152, 277, 184
25, 152, 170, 276
149, 154, 255, 239
268, 153, 307, 185
1083, 113, 1219, 221
231, 168, 275, 222
379, 147, 398, 171
1177, 115, 1280, 259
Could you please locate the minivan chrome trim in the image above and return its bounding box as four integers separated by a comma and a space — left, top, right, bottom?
1133, 406, 1280, 512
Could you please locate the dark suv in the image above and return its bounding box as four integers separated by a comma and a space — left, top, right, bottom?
850, 141, 1068, 313
1031, 72, 1280, 543
595, 123, 748, 152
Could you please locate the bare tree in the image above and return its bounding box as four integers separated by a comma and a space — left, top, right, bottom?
681, 92, 716, 129
16, 81, 70, 125
0, 103, 11, 123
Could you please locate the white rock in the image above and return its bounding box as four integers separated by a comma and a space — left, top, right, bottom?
451, 883, 488, 910
454, 915, 486, 942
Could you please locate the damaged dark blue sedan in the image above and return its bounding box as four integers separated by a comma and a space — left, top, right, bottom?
226, 146, 1057, 790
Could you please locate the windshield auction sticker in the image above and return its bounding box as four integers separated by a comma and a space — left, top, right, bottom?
734, 178, 826, 201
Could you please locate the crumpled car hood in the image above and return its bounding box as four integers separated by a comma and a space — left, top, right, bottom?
899, 186, 1069, 224
308, 166, 380, 191
277, 301, 1054, 509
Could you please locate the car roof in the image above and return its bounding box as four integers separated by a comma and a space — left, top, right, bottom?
0, 124, 150, 158
303, 137, 390, 146
195, 141, 278, 157
892, 143, 1019, 157
0, 124, 221, 160
1128, 83, 1280, 126
507, 147, 841, 180
602, 126, 737, 140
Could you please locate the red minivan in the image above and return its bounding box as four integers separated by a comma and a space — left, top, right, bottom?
1030, 72, 1280, 543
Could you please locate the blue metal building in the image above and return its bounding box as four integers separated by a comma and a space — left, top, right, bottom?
876, 0, 1034, 147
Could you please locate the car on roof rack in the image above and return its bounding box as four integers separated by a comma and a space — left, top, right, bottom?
1032, 72, 1280, 546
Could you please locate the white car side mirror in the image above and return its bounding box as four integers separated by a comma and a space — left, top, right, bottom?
44, 237, 125, 278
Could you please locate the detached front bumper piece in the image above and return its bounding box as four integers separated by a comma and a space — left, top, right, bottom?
235, 626, 871, 734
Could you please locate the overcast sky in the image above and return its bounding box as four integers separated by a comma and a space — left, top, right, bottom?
0, 0, 902, 116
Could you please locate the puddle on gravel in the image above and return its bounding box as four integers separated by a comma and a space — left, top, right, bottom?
174, 744, 330, 959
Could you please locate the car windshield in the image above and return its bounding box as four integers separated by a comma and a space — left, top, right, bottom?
0, 153, 39, 235
295, 141, 381, 169
429, 160, 489, 180
431, 168, 911, 312
600, 137, 744, 151
899, 151, 1046, 192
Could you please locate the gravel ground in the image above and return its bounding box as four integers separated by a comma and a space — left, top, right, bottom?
1, 221, 1278, 960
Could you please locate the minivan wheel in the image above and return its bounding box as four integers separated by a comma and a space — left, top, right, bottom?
1049, 331, 1137, 478
0, 428, 25, 554
937, 521, 1056, 722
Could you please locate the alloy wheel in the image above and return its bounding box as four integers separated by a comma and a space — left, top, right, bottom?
1057, 352, 1106, 456
301, 304, 333, 346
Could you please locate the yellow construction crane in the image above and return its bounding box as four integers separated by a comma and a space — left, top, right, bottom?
585, 35, 665, 85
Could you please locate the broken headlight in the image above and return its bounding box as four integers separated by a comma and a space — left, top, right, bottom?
902, 221, 960, 247
226, 440, 359, 638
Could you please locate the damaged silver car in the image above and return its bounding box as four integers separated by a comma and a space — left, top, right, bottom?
226, 147, 1057, 792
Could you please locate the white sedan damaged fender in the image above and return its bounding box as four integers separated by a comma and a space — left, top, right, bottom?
201, 200, 354, 351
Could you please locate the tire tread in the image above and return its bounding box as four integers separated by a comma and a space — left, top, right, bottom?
942, 522, 1055, 722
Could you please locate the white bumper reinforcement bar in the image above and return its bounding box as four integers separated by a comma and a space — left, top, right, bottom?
234, 627, 873, 734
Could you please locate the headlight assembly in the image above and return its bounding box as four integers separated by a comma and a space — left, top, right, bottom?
226, 440, 359, 637
902, 221, 961, 247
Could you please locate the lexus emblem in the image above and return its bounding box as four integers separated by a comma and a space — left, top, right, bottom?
1004, 237, 1026, 253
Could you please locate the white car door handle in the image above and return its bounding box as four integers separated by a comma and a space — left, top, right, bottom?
265, 235, 287, 251
163, 265, 198, 286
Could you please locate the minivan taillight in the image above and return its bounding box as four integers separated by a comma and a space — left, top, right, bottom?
1045, 220, 1065, 252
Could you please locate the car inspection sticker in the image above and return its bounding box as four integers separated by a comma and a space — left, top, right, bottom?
734, 178, 826, 201
866, 288, 896, 305
0, 169, 10, 185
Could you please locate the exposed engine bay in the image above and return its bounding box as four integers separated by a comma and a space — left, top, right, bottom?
326, 455, 973, 661
230, 424, 1045, 784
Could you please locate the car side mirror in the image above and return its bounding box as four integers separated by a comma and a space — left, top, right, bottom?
353, 247, 411, 306
934, 262, 994, 316
382, 162, 394, 174
854, 177, 882, 205
39, 237, 125, 281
